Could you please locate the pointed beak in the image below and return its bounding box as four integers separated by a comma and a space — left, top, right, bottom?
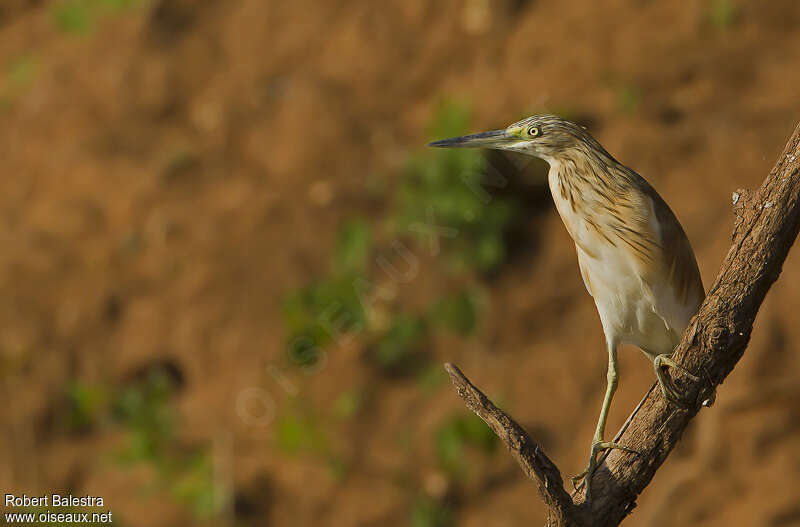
427, 129, 513, 149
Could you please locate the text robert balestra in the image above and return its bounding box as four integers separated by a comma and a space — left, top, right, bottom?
5, 493, 105, 507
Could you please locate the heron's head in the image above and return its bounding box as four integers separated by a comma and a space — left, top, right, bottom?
428, 115, 606, 165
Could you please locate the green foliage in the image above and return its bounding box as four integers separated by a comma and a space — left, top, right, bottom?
108, 368, 222, 518
435, 413, 498, 477
335, 219, 371, 274
283, 274, 367, 366
616, 83, 641, 113
281, 102, 510, 376
283, 220, 372, 368
0, 55, 38, 108
170, 451, 222, 518
333, 388, 365, 420
416, 364, 448, 392
426, 98, 473, 139
7, 55, 37, 88
161, 150, 201, 184
410, 496, 453, 527
429, 290, 481, 335
112, 369, 177, 463
58, 368, 223, 519
395, 100, 518, 272
64, 381, 109, 432
275, 413, 328, 454
326, 455, 349, 481
52, 1, 93, 34
100, 0, 145, 11
51, 0, 146, 35
373, 314, 428, 372
275, 409, 349, 481
709, 0, 739, 29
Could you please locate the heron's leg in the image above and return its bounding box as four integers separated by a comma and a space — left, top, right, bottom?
653, 353, 699, 408
571, 341, 638, 501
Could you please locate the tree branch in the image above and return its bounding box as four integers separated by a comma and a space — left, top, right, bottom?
444, 121, 800, 527
443, 363, 581, 525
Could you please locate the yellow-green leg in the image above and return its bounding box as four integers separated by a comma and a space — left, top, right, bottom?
654, 353, 699, 408
572, 341, 638, 501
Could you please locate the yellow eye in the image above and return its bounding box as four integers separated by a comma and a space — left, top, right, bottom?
528, 126, 541, 137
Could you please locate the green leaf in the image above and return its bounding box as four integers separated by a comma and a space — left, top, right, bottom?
335, 219, 371, 273
393, 100, 519, 273
99, 0, 144, 11
7, 55, 37, 87
275, 414, 327, 454
709, 0, 739, 29
333, 388, 364, 420
52, 1, 93, 34
416, 364, 447, 391
435, 413, 498, 476
171, 452, 222, 518
282, 271, 369, 368
374, 314, 427, 371
430, 290, 481, 335
616, 84, 641, 113
64, 381, 109, 431
427, 99, 473, 140
410, 496, 452, 527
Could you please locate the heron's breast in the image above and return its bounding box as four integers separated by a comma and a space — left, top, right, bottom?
547, 167, 610, 258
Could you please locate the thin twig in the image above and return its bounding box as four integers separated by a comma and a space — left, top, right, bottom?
443, 363, 585, 526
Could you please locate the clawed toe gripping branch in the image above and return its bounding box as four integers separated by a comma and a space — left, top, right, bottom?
443, 122, 800, 527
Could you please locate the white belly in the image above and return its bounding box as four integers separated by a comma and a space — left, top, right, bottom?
576, 247, 680, 355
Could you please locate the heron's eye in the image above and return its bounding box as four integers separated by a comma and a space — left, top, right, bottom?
527, 126, 541, 137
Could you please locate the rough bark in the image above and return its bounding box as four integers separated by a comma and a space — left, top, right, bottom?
444, 121, 800, 527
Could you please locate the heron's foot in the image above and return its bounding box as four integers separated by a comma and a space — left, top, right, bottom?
571, 441, 639, 501
654, 354, 699, 409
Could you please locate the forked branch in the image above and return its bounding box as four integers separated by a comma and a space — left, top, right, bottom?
445, 121, 800, 527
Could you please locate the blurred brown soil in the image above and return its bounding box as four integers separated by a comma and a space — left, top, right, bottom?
1, 1, 800, 526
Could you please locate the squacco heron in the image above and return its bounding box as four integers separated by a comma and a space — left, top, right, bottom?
429, 115, 704, 499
